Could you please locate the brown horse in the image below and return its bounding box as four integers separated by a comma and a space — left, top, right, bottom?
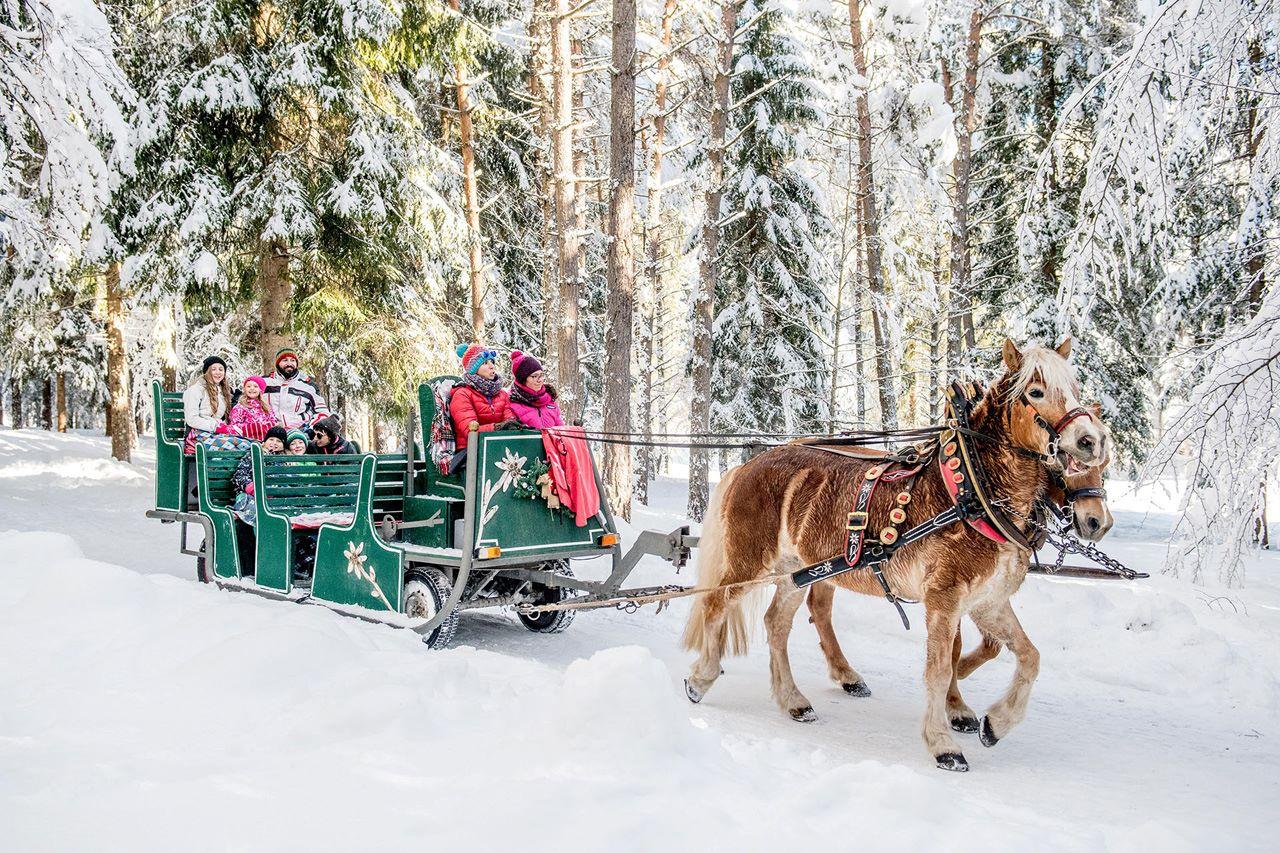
806, 433, 1114, 736
681, 340, 1107, 771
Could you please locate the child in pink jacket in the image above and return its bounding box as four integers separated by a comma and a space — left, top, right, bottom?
507, 351, 564, 429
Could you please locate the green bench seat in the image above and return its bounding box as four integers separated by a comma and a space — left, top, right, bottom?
152, 381, 188, 511
250, 447, 411, 611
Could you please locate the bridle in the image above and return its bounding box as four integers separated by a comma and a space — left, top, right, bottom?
1019, 394, 1096, 458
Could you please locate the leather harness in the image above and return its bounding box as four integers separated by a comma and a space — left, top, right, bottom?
791, 381, 1087, 629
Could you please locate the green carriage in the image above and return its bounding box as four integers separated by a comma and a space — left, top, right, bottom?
146, 378, 693, 647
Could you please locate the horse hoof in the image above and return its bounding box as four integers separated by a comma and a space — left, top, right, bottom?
684, 679, 703, 704
842, 681, 872, 697
789, 706, 817, 723
935, 752, 970, 772
950, 715, 980, 733
979, 716, 1000, 747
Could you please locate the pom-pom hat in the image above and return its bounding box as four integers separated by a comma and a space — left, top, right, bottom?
510, 350, 544, 385
457, 343, 498, 375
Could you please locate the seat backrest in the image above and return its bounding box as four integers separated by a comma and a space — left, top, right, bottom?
418, 377, 464, 496
154, 388, 186, 443
197, 449, 245, 510
259, 453, 410, 518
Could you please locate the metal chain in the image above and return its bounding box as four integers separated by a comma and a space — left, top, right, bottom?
992, 496, 1142, 581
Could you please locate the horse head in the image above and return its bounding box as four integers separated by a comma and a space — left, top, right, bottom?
1053, 402, 1113, 541
999, 338, 1108, 468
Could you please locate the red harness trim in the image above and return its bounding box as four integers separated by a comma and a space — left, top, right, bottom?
1053, 407, 1093, 433
939, 453, 1008, 544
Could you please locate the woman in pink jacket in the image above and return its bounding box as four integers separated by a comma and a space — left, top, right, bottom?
508, 351, 564, 429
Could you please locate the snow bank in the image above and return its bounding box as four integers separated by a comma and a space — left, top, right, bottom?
0, 531, 1134, 851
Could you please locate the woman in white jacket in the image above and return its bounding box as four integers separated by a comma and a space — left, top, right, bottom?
183, 355, 233, 453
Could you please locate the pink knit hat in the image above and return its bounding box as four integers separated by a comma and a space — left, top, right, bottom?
244, 375, 267, 395
510, 350, 544, 385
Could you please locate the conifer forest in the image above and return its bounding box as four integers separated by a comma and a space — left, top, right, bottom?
4, 0, 1280, 585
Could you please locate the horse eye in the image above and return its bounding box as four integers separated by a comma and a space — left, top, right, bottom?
1029, 388, 1045, 399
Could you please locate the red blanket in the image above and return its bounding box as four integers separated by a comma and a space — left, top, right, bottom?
543, 426, 600, 527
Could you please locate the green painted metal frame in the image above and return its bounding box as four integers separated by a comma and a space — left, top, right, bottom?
152, 380, 187, 511
194, 444, 244, 580
311, 455, 405, 613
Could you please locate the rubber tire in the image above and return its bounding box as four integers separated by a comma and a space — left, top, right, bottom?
403, 569, 460, 650
517, 564, 577, 634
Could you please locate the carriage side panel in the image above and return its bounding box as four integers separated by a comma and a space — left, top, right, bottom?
469, 431, 613, 560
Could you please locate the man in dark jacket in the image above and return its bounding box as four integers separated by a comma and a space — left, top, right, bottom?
307, 415, 352, 455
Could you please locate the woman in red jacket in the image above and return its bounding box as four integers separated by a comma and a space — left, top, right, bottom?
448, 344, 520, 473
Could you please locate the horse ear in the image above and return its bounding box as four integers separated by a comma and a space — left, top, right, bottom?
1002, 339, 1023, 372
1055, 336, 1073, 359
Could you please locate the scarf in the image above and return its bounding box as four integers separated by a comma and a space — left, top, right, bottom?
509, 381, 553, 408
464, 372, 505, 399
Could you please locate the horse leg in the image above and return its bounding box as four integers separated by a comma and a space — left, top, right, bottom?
765, 578, 815, 722
971, 600, 1040, 748
922, 599, 968, 771
684, 588, 737, 703
808, 583, 871, 697
957, 629, 1002, 679
946, 629, 979, 733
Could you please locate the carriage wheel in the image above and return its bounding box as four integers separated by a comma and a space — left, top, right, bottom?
403, 569, 460, 650
517, 564, 577, 634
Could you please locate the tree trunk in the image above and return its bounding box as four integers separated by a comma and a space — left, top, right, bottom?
848, 0, 896, 428
1038, 36, 1058, 291
0, 376, 5, 427
945, 8, 983, 360
450, 0, 486, 340
531, 0, 558, 366
13, 379, 24, 429
258, 238, 292, 373
601, 0, 638, 520
551, 0, 582, 421
40, 377, 51, 429
688, 0, 738, 521
56, 373, 67, 432
105, 260, 133, 462
853, 212, 866, 423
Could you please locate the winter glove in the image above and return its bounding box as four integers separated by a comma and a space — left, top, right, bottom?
244, 482, 255, 496
214, 422, 232, 435
495, 419, 523, 431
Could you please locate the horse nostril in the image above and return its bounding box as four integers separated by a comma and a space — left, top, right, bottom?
1087, 516, 1100, 532
1078, 435, 1095, 452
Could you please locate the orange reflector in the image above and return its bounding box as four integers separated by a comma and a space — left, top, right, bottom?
477, 546, 502, 559
598, 533, 620, 548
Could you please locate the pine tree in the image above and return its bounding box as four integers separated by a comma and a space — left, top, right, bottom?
710, 0, 830, 437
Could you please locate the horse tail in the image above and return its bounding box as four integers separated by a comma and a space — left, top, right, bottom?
682, 466, 755, 657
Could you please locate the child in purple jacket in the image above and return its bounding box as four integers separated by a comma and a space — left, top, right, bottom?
508, 351, 564, 429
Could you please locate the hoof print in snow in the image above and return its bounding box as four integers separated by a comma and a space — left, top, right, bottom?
684, 679, 703, 704
789, 706, 817, 723
951, 715, 980, 733
979, 716, 1000, 747
935, 752, 970, 772
842, 681, 872, 697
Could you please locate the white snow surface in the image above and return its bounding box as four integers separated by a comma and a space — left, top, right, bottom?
1, 429, 1279, 851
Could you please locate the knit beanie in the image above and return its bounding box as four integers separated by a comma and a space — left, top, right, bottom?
510, 350, 544, 385
202, 355, 227, 374
244, 375, 267, 395
274, 347, 299, 369
313, 415, 342, 439
264, 426, 289, 445
457, 343, 497, 376
286, 429, 308, 447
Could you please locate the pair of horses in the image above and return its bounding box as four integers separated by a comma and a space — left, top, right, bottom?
682, 340, 1112, 772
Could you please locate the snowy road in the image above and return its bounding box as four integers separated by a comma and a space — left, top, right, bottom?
1, 430, 1278, 851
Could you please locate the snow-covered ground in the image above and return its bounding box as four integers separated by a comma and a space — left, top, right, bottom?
1, 429, 1278, 852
